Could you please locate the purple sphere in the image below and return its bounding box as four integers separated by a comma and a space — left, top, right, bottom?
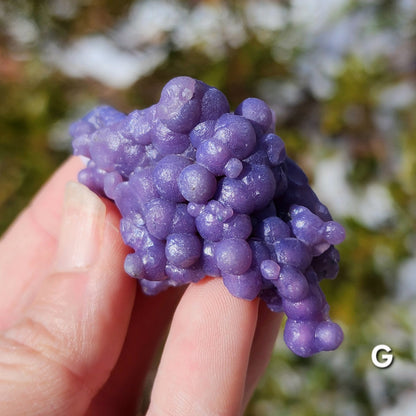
178, 164, 217, 203
165, 233, 202, 268
215, 238, 252, 275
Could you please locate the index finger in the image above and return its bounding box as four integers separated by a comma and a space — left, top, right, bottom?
147, 277, 260, 416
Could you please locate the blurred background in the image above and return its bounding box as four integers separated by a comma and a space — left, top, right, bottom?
1, 0, 415, 414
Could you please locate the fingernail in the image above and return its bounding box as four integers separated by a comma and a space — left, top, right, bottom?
55, 182, 106, 272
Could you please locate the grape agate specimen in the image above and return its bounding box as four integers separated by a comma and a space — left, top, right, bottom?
71, 76, 345, 357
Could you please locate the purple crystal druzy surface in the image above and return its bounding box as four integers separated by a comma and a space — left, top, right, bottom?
71, 76, 345, 357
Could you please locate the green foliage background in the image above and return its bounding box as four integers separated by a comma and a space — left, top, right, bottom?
1, 1, 415, 414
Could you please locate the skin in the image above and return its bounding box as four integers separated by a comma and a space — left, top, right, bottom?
0, 156, 282, 416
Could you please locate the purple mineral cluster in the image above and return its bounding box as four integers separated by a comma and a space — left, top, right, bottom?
71, 76, 345, 357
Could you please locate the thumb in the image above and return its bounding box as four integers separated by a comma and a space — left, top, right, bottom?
0, 182, 136, 416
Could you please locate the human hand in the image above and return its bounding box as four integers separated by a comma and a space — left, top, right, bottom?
0, 157, 282, 416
